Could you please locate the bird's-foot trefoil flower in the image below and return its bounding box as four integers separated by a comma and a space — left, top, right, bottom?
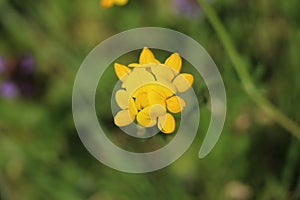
100, 0, 128, 8
113, 47, 194, 134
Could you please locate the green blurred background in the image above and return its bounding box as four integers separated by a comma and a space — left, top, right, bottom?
0, 0, 300, 199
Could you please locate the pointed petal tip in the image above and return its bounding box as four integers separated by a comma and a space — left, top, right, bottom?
139, 47, 160, 65
114, 63, 131, 81
165, 53, 182, 73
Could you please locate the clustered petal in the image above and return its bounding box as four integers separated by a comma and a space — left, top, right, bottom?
113, 47, 194, 134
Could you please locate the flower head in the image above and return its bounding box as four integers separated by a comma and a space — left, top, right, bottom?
172, 0, 202, 18
0, 54, 46, 99
113, 47, 194, 134
100, 0, 128, 8
0, 80, 19, 98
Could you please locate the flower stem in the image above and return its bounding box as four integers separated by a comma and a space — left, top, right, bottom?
197, 0, 300, 139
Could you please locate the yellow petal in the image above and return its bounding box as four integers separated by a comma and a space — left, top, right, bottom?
147, 91, 166, 107
156, 80, 177, 94
128, 97, 138, 117
166, 96, 186, 113
151, 64, 175, 82
158, 113, 176, 134
135, 91, 149, 110
139, 47, 160, 65
136, 107, 157, 127
115, 90, 130, 109
114, 63, 131, 81
128, 63, 141, 67
114, 0, 128, 6
146, 83, 175, 107
129, 63, 155, 69
100, 0, 114, 8
165, 53, 182, 74
100, 0, 127, 8
114, 110, 134, 127
122, 68, 155, 96
149, 104, 166, 118
172, 73, 194, 92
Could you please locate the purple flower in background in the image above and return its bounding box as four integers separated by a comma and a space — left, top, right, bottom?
0, 53, 46, 99
0, 80, 19, 98
0, 57, 5, 74
20, 55, 35, 74
172, 0, 202, 18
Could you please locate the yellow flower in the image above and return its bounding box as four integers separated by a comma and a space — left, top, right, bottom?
113, 47, 194, 134
129, 48, 194, 92
100, 0, 128, 8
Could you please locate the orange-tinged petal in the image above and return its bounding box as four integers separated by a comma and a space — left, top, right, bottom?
114, 63, 131, 81
114, 110, 134, 127
136, 107, 157, 127
100, 0, 127, 8
172, 73, 194, 92
101, 0, 114, 8
115, 90, 130, 109
166, 96, 186, 113
165, 53, 182, 74
139, 47, 160, 65
158, 113, 175, 134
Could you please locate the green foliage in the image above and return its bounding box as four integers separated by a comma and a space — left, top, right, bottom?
0, 0, 299, 199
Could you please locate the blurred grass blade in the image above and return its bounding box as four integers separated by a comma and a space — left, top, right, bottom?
197, 0, 300, 139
